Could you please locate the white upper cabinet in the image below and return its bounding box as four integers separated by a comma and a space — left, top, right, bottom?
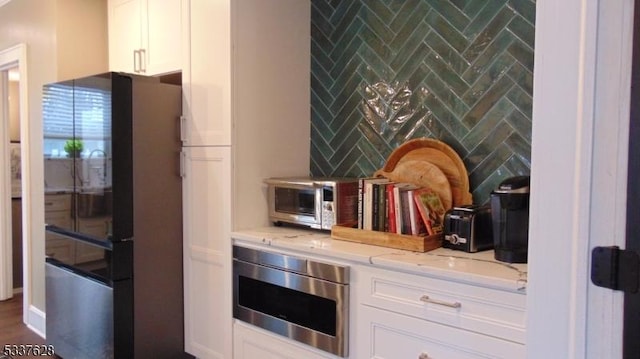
181, 0, 232, 146
181, 0, 311, 149
108, 0, 182, 75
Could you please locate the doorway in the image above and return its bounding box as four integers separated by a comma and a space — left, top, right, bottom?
0, 44, 30, 327
6, 67, 22, 293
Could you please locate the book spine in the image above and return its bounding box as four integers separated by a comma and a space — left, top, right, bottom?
399, 189, 412, 234
393, 185, 402, 234
357, 178, 365, 229
386, 183, 396, 233
378, 184, 387, 232
371, 183, 380, 231
407, 189, 418, 235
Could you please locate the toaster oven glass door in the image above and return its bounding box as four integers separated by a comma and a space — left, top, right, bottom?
274, 187, 316, 216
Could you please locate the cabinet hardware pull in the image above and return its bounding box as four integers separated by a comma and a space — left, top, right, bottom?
418, 353, 431, 359
133, 50, 139, 73
45, 202, 53, 206
139, 48, 146, 73
419, 295, 461, 308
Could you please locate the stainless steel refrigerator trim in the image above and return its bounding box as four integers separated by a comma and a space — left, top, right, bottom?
232, 245, 349, 357
46, 261, 115, 359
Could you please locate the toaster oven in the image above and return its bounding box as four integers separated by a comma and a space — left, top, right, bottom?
265, 177, 359, 230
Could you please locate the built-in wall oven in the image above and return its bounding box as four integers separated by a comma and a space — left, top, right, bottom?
232, 244, 349, 357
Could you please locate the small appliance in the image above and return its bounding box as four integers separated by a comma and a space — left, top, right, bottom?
265, 177, 359, 230
443, 205, 493, 253
490, 176, 531, 263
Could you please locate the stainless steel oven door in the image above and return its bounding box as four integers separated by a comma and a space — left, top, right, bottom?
233, 251, 349, 357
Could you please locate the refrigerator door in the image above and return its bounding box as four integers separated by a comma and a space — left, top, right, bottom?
46, 260, 114, 359
43, 72, 134, 243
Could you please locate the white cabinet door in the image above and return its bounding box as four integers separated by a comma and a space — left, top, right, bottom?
144, 0, 182, 75
181, 0, 232, 146
108, 0, 142, 73
183, 146, 232, 359
233, 322, 334, 359
108, 0, 182, 75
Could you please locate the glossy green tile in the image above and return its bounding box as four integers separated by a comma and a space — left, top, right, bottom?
463, 5, 515, 62
506, 61, 533, 95
424, 51, 470, 96
310, 0, 535, 199
462, 97, 514, 150
508, 0, 535, 26
507, 40, 534, 72
389, 0, 423, 33
462, 51, 514, 105
425, 0, 471, 31
508, 13, 535, 49
463, 0, 508, 38
423, 71, 470, 118
462, 75, 514, 127
425, 31, 471, 74
425, 10, 469, 53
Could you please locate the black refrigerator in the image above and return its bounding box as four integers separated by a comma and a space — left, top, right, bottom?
43, 72, 187, 358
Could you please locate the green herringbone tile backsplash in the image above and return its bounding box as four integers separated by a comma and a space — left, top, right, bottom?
310, 0, 534, 204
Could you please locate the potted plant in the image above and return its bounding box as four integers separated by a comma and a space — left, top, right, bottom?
64, 139, 84, 157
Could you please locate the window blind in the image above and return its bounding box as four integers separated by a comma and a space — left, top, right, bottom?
42, 82, 112, 140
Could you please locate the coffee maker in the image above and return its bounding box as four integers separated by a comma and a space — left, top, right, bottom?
490, 176, 530, 263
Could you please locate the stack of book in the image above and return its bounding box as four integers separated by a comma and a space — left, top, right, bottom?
356, 177, 446, 237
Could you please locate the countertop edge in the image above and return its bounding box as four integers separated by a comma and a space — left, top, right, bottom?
231, 227, 527, 294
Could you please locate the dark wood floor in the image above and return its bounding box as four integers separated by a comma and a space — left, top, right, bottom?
0, 292, 56, 359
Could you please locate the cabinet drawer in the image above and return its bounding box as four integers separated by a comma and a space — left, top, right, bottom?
357, 266, 526, 344
359, 305, 524, 359
44, 194, 72, 212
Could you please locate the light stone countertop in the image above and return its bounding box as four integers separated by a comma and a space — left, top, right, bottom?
231, 226, 528, 294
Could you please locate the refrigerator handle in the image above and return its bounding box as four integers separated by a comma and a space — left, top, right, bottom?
179, 115, 188, 143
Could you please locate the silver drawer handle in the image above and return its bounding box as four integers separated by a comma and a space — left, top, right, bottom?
419, 295, 461, 308
418, 353, 431, 359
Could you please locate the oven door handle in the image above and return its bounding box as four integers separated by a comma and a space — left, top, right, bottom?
258, 251, 308, 274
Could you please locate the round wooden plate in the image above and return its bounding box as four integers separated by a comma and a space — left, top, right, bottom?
375, 138, 472, 206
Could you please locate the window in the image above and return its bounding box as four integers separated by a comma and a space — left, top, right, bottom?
42, 80, 111, 158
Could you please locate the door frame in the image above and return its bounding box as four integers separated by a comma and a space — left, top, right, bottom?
528, 0, 633, 357
0, 43, 31, 321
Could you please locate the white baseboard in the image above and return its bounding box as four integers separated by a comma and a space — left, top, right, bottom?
26, 305, 46, 339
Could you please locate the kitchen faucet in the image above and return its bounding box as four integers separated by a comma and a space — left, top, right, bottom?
88, 149, 108, 187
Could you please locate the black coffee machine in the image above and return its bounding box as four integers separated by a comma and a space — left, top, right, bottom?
490, 176, 530, 263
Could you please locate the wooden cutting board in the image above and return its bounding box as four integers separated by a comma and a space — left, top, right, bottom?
375, 138, 472, 206
375, 160, 453, 210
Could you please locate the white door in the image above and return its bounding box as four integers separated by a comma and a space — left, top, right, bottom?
182, 146, 232, 359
